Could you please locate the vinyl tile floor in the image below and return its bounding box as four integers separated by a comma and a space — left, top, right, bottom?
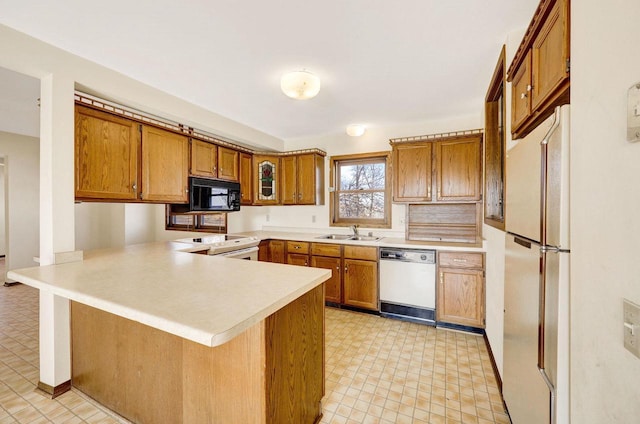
0, 262, 510, 423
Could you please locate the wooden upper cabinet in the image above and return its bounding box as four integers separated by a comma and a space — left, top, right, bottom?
253, 155, 280, 205
392, 143, 433, 202
435, 136, 482, 202
217, 146, 239, 181
239, 152, 253, 205
140, 126, 189, 203
190, 139, 217, 178
508, 0, 570, 139
511, 50, 532, 131
531, 0, 569, 111
281, 153, 325, 205
391, 134, 482, 203
75, 105, 139, 200
281, 156, 297, 205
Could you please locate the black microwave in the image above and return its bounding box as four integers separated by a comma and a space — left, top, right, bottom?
172, 177, 241, 212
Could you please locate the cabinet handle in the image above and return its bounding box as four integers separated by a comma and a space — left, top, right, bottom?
294, 245, 300, 250
520, 92, 527, 99
336, 266, 340, 271
305, 260, 308, 266
440, 272, 444, 285
132, 183, 137, 191
345, 266, 349, 272
213, 166, 217, 173
527, 84, 532, 92
453, 258, 468, 263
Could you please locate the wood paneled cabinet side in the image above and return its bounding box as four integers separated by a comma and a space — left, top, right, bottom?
392, 142, 433, 202
140, 126, 189, 203
281, 153, 325, 205
74, 105, 139, 200
436, 252, 485, 328
190, 139, 217, 178
435, 136, 482, 202
239, 152, 253, 205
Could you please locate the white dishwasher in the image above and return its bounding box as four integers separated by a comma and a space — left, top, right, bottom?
379, 247, 436, 324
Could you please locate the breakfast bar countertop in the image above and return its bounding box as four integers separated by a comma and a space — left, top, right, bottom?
7, 241, 331, 347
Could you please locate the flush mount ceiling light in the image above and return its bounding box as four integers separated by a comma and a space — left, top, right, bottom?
280, 70, 321, 100
346, 124, 366, 137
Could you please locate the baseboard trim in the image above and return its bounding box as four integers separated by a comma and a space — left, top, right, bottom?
37, 380, 71, 399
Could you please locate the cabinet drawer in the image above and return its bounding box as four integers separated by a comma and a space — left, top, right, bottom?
344, 245, 378, 261
438, 252, 484, 269
311, 243, 341, 257
286, 241, 309, 254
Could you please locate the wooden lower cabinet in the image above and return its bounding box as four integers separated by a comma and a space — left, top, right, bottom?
436, 252, 485, 328
311, 255, 342, 304
70, 284, 325, 424
287, 241, 310, 266
343, 258, 378, 310
269, 240, 286, 264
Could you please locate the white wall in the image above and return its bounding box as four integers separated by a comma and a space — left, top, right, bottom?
0, 131, 39, 278
74, 203, 125, 250
571, 1, 640, 422
0, 163, 5, 256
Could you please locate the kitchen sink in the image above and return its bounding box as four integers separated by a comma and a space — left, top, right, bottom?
316, 234, 382, 242
350, 235, 382, 241
316, 234, 353, 240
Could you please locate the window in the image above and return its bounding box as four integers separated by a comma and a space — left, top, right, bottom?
165, 206, 227, 233
484, 45, 506, 230
330, 152, 391, 228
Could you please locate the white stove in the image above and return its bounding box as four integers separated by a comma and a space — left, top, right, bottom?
175, 235, 260, 259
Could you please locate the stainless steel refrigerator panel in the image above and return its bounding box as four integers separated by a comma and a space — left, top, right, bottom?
504, 235, 550, 424
545, 105, 571, 250
505, 116, 552, 242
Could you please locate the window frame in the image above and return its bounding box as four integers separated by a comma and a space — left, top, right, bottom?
165, 205, 228, 233
329, 151, 391, 228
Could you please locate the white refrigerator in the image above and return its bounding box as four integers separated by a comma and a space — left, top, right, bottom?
504, 105, 570, 424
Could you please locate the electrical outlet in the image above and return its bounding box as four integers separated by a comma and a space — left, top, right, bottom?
624, 299, 640, 358
265, 214, 270, 222
311, 215, 316, 223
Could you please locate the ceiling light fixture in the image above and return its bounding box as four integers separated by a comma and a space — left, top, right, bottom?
280, 70, 321, 100
346, 124, 366, 137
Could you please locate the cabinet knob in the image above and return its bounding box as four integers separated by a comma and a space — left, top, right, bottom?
345, 266, 349, 272
298, 192, 302, 199
213, 166, 217, 173
132, 183, 137, 191
336, 266, 340, 271
527, 84, 532, 92
520, 92, 527, 99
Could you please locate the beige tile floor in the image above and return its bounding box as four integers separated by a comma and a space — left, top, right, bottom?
0, 260, 510, 423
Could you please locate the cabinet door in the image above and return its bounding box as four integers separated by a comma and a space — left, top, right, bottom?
75, 106, 139, 200
435, 136, 482, 202
437, 267, 484, 328
511, 50, 532, 131
254, 155, 280, 205
258, 240, 270, 262
281, 156, 297, 205
239, 152, 253, 205
269, 240, 286, 264
190, 140, 217, 178
531, 0, 569, 111
296, 153, 319, 205
392, 143, 433, 202
287, 253, 309, 267
343, 259, 378, 311
311, 256, 342, 304
217, 146, 239, 181
140, 126, 189, 202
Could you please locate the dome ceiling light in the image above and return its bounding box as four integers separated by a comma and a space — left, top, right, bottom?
280, 70, 321, 100
346, 124, 366, 137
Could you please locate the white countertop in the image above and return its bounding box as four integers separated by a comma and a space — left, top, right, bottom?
236, 230, 486, 251
7, 241, 331, 347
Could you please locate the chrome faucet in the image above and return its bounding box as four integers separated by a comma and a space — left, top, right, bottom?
350, 224, 359, 237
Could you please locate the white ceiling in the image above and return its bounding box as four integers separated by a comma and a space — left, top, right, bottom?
0, 0, 538, 141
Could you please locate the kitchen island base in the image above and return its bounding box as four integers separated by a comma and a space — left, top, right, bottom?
71, 284, 325, 424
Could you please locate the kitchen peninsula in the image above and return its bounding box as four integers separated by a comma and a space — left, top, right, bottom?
8, 242, 331, 424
